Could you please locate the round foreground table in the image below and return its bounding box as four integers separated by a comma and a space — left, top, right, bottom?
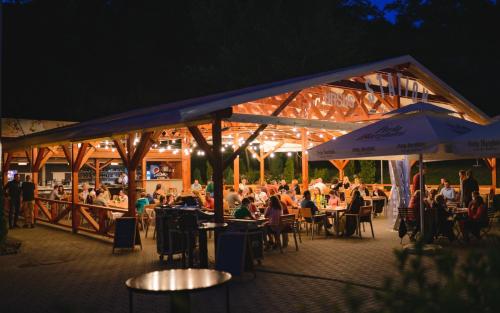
126, 269, 232, 313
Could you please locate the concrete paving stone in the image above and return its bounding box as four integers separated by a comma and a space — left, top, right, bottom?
1, 217, 497, 313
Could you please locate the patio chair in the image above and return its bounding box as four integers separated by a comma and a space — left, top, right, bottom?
396, 207, 419, 244
270, 214, 300, 253
344, 205, 375, 238
298, 208, 325, 240
288, 208, 302, 243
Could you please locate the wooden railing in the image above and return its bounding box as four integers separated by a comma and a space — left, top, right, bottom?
35, 197, 128, 238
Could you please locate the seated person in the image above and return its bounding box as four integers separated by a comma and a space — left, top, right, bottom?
191, 179, 202, 192
118, 189, 128, 203
371, 184, 388, 215
135, 192, 149, 215
275, 194, 290, 214
204, 193, 215, 211
153, 183, 166, 200
93, 189, 108, 207
300, 190, 332, 232
339, 190, 364, 236
279, 190, 295, 210
146, 193, 155, 204
464, 191, 488, 241
233, 198, 254, 219
264, 196, 286, 248
247, 196, 258, 215
433, 195, 455, 242
439, 179, 456, 202
226, 188, 241, 208
356, 183, 370, 197
328, 190, 341, 207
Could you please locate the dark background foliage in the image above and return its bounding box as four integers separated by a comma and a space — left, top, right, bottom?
2, 0, 499, 122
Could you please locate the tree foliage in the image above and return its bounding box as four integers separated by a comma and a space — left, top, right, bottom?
4, 1, 497, 121
359, 160, 376, 183
284, 157, 295, 182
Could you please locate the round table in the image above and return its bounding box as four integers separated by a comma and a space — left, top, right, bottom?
198, 222, 228, 268
126, 269, 232, 313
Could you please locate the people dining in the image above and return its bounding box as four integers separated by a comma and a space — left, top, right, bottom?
191, 179, 202, 192
247, 196, 258, 215
339, 190, 364, 237
278, 179, 289, 192
117, 172, 128, 185
371, 184, 387, 216
118, 189, 128, 202
255, 186, 269, 205
267, 180, 279, 195
280, 190, 295, 210
341, 176, 351, 190
94, 189, 108, 207
432, 195, 455, 242
356, 182, 370, 197
225, 187, 241, 208
135, 192, 149, 215
238, 178, 248, 192
264, 195, 287, 248
313, 178, 327, 194
463, 191, 487, 241
328, 190, 341, 207
79, 183, 90, 203
458, 169, 466, 206
291, 179, 301, 195
439, 179, 456, 202
275, 194, 290, 214
49, 185, 59, 200
99, 184, 111, 202
350, 177, 361, 191
204, 193, 215, 211
300, 190, 332, 233
312, 187, 324, 208
234, 197, 254, 219
153, 183, 165, 200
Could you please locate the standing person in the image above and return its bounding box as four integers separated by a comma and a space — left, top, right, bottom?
439, 179, 456, 202
411, 166, 426, 195
463, 192, 487, 241
21, 175, 36, 228
458, 170, 466, 206
437, 178, 446, 193
462, 170, 479, 208
4, 174, 22, 228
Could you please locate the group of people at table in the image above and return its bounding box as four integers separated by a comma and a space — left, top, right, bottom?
195, 176, 390, 244
407, 168, 490, 242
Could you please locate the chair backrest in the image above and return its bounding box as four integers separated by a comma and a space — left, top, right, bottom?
299, 207, 313, 218
279, 214, 296, 227
398, 207, 411, 219
360, 206, 372, 217
288, 208, 300, 219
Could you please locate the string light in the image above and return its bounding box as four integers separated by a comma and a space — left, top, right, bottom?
319, 133, 324, 138
270, 153, 275, 158
287, 152, 292, 157
252, 154, 257, 158
292, 127, 297, 132
111, 148, 116, 152
159, 148, 165, 153
173, 149, 179, 154
167, 145, 171, 150
296, 133, 301, 138
221, 147, 225, 152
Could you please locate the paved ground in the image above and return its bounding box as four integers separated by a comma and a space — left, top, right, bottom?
0, 217, 494, 313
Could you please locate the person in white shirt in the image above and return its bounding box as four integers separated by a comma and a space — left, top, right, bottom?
239, 178, 248, 192
313, 178, 327, 194
191, 179, 202, 191
439, 179, 456, 202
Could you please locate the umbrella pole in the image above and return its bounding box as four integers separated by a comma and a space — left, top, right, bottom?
419, 153, 424, 238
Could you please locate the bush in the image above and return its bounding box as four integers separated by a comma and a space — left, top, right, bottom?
359, 160, 376, 183
284, 157, 295, 182
192, 168, 203, 184
205, 160, 213, 182
339, 239, 500, 313
224, 167, 234, 184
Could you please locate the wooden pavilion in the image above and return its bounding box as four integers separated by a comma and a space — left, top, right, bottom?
1, 55, 495, 237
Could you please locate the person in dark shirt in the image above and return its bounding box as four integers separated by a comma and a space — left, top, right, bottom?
462, 170, 479, 207
4, 174, 22, 228
21, 175, 36, 228
278, 180, 289, 192
433, 195, 455, 242
411, 167, 426, 194
291, 179, 301, 196
234, 198, 254, 219
300, 190, 332, 233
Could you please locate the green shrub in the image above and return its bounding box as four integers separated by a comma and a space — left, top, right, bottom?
359, 160, 376, 183
192, 168, 203, 184
205, 160, 213, 182
284, 157, 295, 182
224, 167, 234, 184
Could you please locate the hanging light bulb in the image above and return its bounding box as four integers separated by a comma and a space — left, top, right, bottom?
184, 148, 190, 155
159, 148, 165, 153
333, 136, 337, 140
200, 151, 205, 156
309, 142, 314, 147
111, 148, 116, 152
193, 142, 197, 147
287, 152, 292, 156
173, 149, 179, 154
189, 148, 193, 153
319, 133, 324, 138
252, 154, 257, 158
296, 133, 301, 138
270, 153, 275, 158
292, 127, 297, 132
167, 145, 171, 150
77, 143, 82, 148
305, 151, 309, 155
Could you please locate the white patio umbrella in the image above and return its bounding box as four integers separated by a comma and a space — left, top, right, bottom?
309, 102, 481, 237
450, 120, 500, 157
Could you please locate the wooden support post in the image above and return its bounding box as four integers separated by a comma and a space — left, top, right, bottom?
259, 147, 265, 186
212, 116, 224, 224
71, 144, 80, 233
141, 158, 147, 189
2, 152, 12, 185
233, 134, 240, 191
95, 159, 100, 188
301, 128, 309, 190
329, 160, 349, 179
126, 134, 137, 217
181, 132, 191, 192
492, 158, 497, 188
